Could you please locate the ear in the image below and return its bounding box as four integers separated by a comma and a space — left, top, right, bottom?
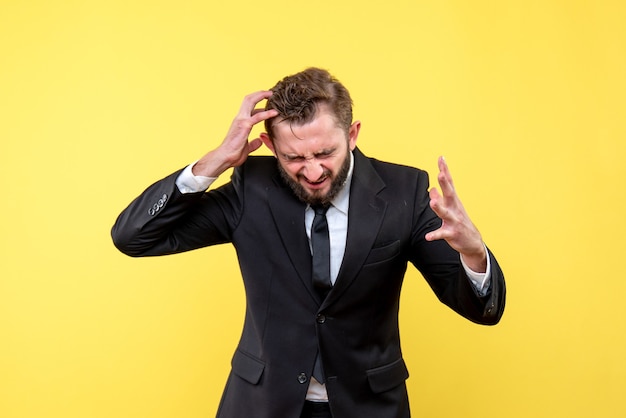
260, 133, 276, 156
348, 121, 361, 151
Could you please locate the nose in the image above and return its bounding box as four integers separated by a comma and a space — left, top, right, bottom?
302, 159, 325, 181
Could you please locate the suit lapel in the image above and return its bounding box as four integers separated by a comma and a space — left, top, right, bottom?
267, 174, 319, 303
323, 148, 387, 308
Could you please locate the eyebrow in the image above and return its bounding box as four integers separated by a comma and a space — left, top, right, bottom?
281, 148, 337, 161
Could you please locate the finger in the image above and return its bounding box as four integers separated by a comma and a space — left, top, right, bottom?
239, 90, 274, 117
436, 156, 456, 199
438, 156, 452, 181
249, 108, 279, 125
245, 90, 274, 104
429, 186, 441, 201
429, 187, 448, 219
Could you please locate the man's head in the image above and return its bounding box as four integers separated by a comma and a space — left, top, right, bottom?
260, 68, 361, 206
263, 67, 353, 140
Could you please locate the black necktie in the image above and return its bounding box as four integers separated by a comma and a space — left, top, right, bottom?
311, 204, 332, 383
311, 205, 332, 295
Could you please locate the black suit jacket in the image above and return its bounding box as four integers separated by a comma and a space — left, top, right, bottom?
112, 148, 505, 418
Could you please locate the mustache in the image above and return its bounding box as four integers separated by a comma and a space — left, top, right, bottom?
299, 170, 331, 183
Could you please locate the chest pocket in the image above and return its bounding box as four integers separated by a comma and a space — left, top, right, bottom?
362, 240, 401, 266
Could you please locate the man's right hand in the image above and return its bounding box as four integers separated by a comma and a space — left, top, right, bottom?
192, 91, 279, 178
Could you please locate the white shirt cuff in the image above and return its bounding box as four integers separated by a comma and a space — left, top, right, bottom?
460, 244, 491, 297
175, 162, 217, 194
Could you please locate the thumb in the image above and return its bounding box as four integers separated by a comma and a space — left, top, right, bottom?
425, 225, 445, 242
248, 137, 263, 153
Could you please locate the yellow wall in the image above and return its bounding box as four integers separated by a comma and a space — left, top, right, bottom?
1, 1, 625, 417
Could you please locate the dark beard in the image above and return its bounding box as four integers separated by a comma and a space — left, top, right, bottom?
277, 153, 351, 207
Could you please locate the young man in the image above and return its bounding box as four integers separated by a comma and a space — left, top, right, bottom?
112, 67, 505, 418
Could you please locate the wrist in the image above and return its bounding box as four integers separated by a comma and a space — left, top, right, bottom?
192, 149, 233, 178
460, 244, 487, 273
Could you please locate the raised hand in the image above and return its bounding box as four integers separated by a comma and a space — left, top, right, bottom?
425, 157, 487, 272
193, 91, 279, 177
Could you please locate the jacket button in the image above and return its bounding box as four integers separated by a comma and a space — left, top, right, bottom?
316, 314, 326, 324
297, 373, 308, 384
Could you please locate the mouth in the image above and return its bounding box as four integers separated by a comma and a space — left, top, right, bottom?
302, 176, 329, 190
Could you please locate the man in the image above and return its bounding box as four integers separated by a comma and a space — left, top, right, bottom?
112, 67, 505, 418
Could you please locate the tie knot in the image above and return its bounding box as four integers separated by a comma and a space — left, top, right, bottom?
312, 204, 330, 216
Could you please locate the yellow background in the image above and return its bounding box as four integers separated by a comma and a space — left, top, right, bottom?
1, 1, 625, 417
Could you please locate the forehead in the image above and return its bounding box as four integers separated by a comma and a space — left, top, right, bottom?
272, 106, 346, 152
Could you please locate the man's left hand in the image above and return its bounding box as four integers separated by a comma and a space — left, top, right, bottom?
425, 157, 487, 273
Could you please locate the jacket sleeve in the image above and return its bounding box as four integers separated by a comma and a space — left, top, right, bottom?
111, 167, 243, 257
408, 170, 506, 325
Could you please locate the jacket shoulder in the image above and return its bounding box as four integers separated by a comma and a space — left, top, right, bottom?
354, 148, 430, 193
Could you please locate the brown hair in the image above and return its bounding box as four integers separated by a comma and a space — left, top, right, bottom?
264, 67, 353, 139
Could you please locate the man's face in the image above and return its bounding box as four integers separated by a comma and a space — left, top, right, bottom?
261, 105, 360, 206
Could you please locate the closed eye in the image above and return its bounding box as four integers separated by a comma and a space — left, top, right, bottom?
283, 154, 306, 162
314, 148, 336, 159
282, 148, 336, 162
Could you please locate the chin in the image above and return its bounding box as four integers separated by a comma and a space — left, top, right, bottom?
308, 187, 330, 198
305, 187, 327, 197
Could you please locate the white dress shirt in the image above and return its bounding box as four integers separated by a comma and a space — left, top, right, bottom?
175, 153, 491, 401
